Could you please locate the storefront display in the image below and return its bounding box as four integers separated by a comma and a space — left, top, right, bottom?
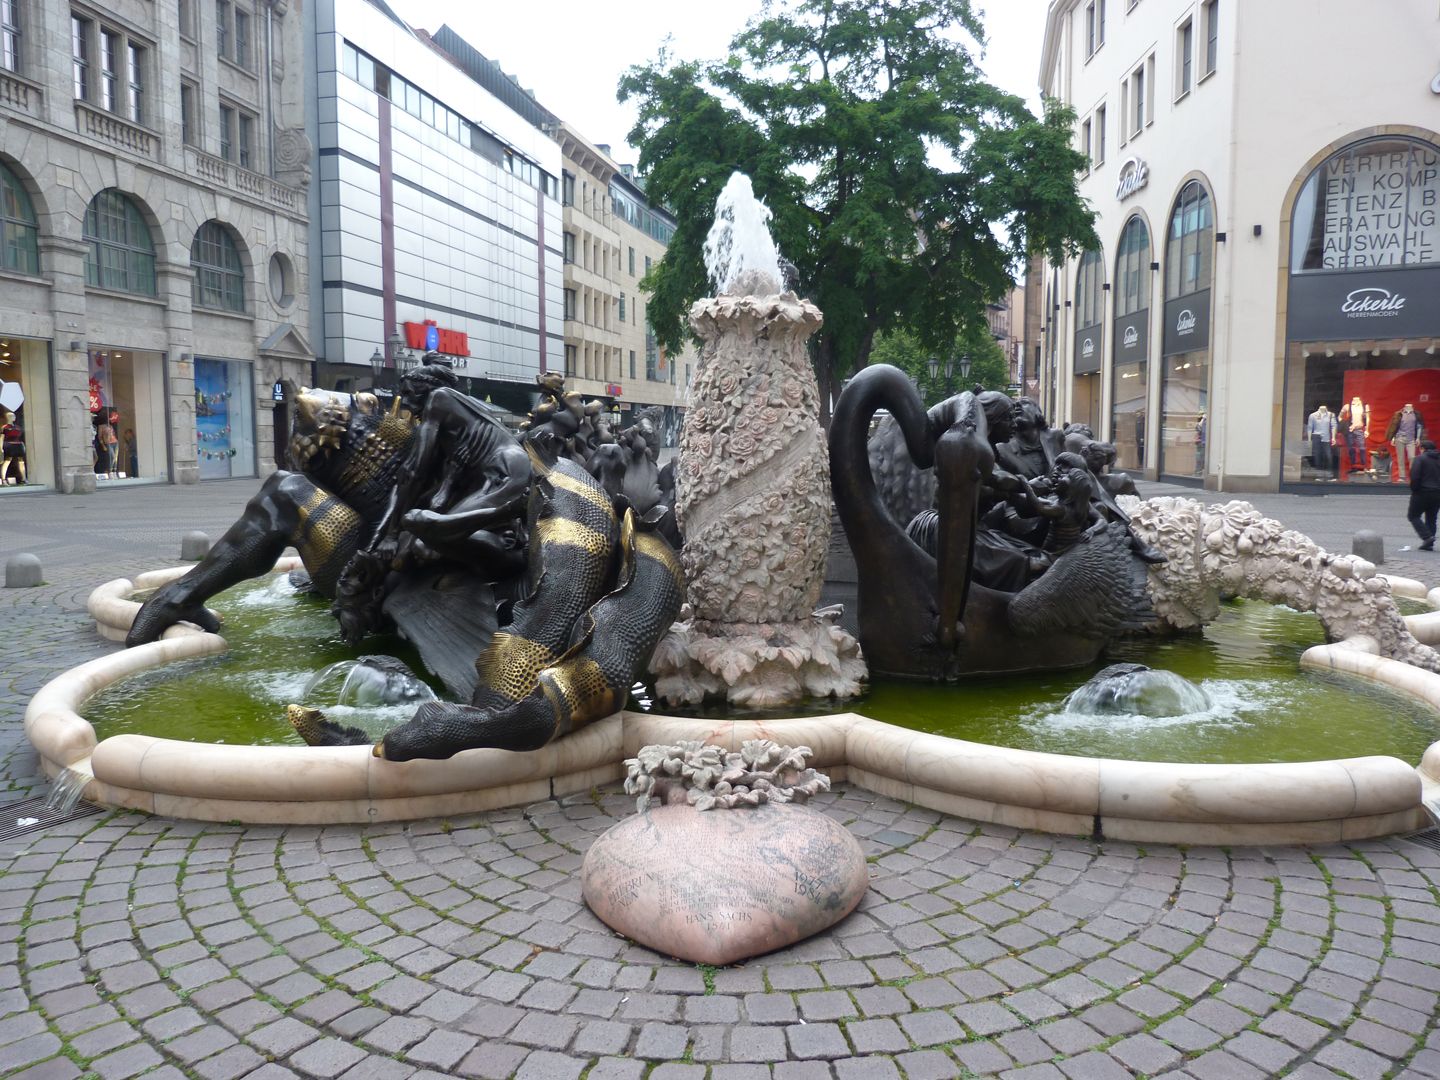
0, 337, 52, 490
1282, 136, 1440, 486
1160, 182, 1214, 481
1110, 216, 1151, 472
195, 357, 255, 480
88, 348, 166, 483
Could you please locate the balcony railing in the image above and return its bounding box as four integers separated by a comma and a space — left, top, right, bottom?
76, 100, 156, 158
187, 148, 300, 213
0, 69, 40, 118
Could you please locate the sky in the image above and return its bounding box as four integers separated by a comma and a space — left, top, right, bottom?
394, 0, 1051, 166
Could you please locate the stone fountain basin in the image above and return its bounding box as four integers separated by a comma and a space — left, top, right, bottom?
24, 562, 1440, 844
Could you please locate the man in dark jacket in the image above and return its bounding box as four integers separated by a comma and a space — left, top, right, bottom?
1407, 439, 1440, 550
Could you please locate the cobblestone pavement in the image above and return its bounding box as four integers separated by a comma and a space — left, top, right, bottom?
2, 480, 1440, 1079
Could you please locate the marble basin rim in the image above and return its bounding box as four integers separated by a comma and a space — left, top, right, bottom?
23, 563, 1440, 844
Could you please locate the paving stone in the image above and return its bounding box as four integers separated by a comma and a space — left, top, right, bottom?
787, 1021, 850, 1059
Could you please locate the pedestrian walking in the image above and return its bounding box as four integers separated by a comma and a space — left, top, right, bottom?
1407, 438, 1440, 550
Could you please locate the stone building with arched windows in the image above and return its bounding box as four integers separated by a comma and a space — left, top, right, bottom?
1033, 0, 1440, 491
0, 0, 309, 492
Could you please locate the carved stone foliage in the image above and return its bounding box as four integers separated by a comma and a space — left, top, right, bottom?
623, 740, 830, 813
1124, 495, 1440, 672
658, 292, 864, 707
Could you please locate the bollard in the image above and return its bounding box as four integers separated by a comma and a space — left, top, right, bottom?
180, 531, 211, 561
1353, 529, 1384, 565
5, 553, 42, 588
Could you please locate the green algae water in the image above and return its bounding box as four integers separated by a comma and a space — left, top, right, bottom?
87, 578, 1440, 764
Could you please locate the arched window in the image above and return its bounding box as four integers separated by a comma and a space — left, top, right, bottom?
0, 161, 38, 275
1165, 181, 1212, 299
191, 221, 245, 312
1290, 136, 1440, 272
83, 189, 155, 295
1075, 249, 1104, 329
1114, 216, 1150, 316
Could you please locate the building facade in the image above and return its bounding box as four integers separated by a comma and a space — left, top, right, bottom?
1038, 0, 1440, 490
305, 0, 564, 418
553, 129, 692, 445
0, 0, 311, 494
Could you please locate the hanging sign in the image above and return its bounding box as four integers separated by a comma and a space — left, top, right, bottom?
605, 383, 623, 397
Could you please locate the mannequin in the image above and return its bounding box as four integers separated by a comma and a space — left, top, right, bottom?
1305, 404, 1337, 477
0, 411, 24, 485
1194, 412, 1207, 473
1386, 403, 1425, 483
1339, 395, 1370, 472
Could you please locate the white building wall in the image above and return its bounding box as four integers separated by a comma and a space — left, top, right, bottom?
1040, 0, 1440, 490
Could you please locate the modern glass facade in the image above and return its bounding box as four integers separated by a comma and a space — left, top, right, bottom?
311, 0, 563, 408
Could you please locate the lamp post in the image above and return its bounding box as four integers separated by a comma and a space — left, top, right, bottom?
959, 352, 972, 390
368, 347, 386, 391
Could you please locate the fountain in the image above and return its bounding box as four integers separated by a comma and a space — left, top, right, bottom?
19, 172, 1440, 846
651, 173, 865, 708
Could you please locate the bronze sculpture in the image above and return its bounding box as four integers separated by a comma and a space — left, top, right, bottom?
829, 364, 1156, 681
127, 373, 683, 760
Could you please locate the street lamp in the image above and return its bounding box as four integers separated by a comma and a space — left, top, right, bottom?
959, 353, 973, 387
368, 347, 386, 389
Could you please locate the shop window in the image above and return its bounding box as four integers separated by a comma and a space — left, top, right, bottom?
1165, 181, 1213, 300
1289, 136, 1440, 273
83, 189, 155, 295
195, 357, 255, 480
2, 0, 19, 73
0, 162, 39, 275
191, 221, 245, 313
1111, 215, 1151, 471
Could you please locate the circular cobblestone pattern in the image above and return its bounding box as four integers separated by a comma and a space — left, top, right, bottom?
3, 790, 1440, 1080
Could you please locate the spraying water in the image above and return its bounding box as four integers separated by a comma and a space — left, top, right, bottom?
703, 172, 785, 296
43, 766, 91, 816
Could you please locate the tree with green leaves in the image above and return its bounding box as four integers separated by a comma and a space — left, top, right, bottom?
619, 0, 1096, 418
868, 322, 1009, 406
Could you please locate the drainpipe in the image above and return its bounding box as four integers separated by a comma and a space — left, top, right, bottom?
1215, 3, 1245, 492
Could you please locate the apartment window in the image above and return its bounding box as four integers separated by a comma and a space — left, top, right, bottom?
619, 292, 626, 323
238, 112, 252, 168
126, 42, 143, 123
1085, 0, 1105, 57
100, 28, 117, 111
628, 246, 635, 276
629, 350, 636, 380
191, 220, 245, 312
1177, 19, 1193, 97
564, 344, 577, 376
562, 172, 575, 206
1131, 66, 1145, 136
71, 15, 89, 99
0, 162, 39, 275
178, 0, 194, 39
644, 255, 652, 275
563, 288, 576, 320
1095, 105, 1106, 164
219, 103, 233, 160
1202, 0, 1218, 75
215, 0, 227, 59
562, 231, 575, 264
1, 0, 19, 73
1081, 118, 1092, 170
180, 82, 196, 145
83, 188, 156, 295
233, 7, 249, 68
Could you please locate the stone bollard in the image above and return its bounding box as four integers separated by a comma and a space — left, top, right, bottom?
181, 531, 211, 561
1353, 529, 1384, 564
5, 553, 42, 588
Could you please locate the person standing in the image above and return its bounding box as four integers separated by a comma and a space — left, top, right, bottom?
1386, 403, 1425, 483
1305, 404, 1336, 478
1407, 439, 1440, 550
